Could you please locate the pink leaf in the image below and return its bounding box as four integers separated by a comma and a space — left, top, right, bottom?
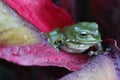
59, 55, 117, 80
1, 0, 120, 75
0, 0, 88, 71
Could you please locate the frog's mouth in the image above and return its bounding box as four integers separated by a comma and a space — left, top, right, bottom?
60, 42, 98, 53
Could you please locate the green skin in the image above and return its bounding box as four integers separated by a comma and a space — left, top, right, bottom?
47, 22, 103, 56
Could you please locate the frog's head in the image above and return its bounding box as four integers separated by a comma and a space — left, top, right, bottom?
61, 22, 102, 53
64, 22, 101, 44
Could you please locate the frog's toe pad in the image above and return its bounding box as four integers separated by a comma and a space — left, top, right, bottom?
88, 50, 103, 56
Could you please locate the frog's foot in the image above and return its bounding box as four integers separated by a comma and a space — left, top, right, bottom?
105, 48, 111, 52
88, 50, 104, 56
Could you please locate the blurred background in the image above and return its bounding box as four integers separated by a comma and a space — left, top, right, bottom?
53, 0, 120, 48
0, 0, 120, 80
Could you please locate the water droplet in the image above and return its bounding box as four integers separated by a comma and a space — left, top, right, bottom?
26, 46, 31, 52
19, 49, 25, 56
3, 48, 11, 56
91, 68, 97, 73
78, 73, 86, 77
56, 50, 60, 54
61, 59, 66, 62
33, 49, 37, 53
46, 49, 51, 53
12, 52, 19, 56
40, 42, 46, 47
45, 59, 49, 63
54, 58, 58, 61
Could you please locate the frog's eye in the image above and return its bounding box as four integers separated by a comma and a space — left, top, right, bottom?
80, 31, 87, 38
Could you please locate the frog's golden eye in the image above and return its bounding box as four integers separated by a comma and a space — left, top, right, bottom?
80, 31, 87, 38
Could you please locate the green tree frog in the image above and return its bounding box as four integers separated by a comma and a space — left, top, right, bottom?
46, 22, 103, 56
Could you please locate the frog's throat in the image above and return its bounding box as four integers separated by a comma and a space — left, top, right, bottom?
66, 39, 102, 45
79, 41, 101, 45
60, 44, 92, 53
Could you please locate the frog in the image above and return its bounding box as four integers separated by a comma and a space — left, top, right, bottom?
46, 22, 103, 56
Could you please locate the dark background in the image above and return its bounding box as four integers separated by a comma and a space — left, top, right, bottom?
54, 0, 120, 48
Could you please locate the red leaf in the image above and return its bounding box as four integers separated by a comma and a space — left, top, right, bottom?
4, 0, 73, 32
2, 0, 120, 74
0, 41, 89, 71
0, 0, 88, 71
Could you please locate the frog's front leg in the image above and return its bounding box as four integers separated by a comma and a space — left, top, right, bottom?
88, 42, 103, 56
46, 29, 65, 50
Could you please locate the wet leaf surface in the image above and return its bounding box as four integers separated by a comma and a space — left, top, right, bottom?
59, 55, 117, 80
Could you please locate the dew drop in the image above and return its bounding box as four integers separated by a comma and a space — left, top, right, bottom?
54, 57, 58, 61
33, 49, 37, 53
26, 46, 31, 52
56, 50, 60, 54
19, 49, 25, 56
44, 59, 49, 63
46, 49, 51, 53
3, 48, 11, 56
40, 42, 46, 47
30, 48, 37, 53
12, 52, 19, 56
11, 46, 20, 56
78, 73, 86, 78
61, 59, 66, 62
90, 67, 97, 73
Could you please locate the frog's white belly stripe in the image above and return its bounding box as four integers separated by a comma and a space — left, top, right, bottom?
61, 44, 92, 53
